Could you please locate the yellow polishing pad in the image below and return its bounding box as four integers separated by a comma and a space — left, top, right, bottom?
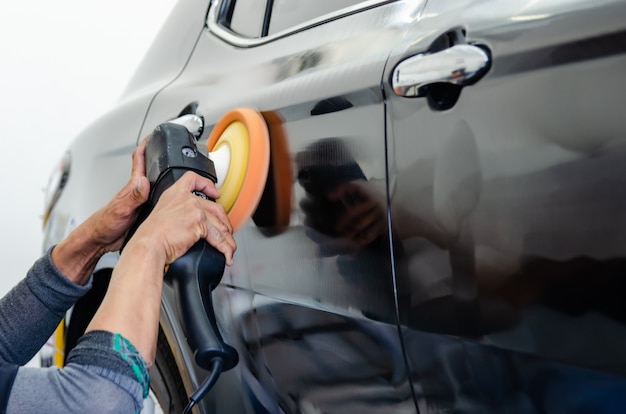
207, 108, 270, 232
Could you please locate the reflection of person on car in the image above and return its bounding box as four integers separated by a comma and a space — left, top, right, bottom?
297, 137, 448, 255
0, 137, 236, 413
297, 138, 388, 255
295, 130, 512, 336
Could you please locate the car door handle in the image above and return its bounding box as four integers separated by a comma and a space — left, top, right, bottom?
391, 44, 491, 97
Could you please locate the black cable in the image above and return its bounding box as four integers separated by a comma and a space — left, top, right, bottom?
182, 357, 224, 414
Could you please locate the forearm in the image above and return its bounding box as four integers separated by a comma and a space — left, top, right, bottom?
86, 239, 165, 366
50, 220, 107, 286
0, 251, 91, 365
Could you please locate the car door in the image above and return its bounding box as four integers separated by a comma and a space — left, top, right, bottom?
140, 1, 430, 412
384, 0, 626, 412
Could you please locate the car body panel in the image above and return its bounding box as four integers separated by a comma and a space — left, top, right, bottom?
122, 0, 210, 101
142, 1, 428, 411
384, 0, 626, 411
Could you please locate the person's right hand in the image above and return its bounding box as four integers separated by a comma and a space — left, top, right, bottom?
127, 171, 237, 266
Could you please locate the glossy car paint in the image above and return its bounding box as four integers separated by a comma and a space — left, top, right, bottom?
42, 0, 626, 412
142, 1, 428, 411
384, 1, 626, 411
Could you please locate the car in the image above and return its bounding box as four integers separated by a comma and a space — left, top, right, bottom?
41, 0, 626, 412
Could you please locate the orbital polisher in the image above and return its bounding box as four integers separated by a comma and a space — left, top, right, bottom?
126, 108, 286, 413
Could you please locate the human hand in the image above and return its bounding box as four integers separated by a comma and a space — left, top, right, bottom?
326, 180, 387, 249
85, 136, 151, 254
126, 171, 236, 266
301, 179, 386, 253
51, 137, 151, 284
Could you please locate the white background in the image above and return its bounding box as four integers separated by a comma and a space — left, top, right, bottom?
0, 0, 178, 296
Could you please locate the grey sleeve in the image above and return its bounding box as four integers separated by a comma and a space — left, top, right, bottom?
7, 365, 141, 414
6, 331, 149, 414
0, 248, 91, 365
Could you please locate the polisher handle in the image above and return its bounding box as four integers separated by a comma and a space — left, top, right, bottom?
165, 241, 238, 370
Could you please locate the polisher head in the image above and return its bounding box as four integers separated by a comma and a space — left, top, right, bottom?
207, 108, 271, 232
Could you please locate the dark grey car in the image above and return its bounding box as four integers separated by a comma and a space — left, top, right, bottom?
42, 0, 626, 412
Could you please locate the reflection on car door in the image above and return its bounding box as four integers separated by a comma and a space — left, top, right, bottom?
385, 0, 626, 411
141, 0, 431, 412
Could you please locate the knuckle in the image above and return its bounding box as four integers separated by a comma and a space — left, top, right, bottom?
210, 226, 224, 242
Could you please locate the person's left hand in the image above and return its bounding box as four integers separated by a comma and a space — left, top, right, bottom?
51, 137, 151, 284
84, 136, 150, 254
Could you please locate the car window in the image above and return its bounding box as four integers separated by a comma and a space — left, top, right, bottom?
230, 0, 267, 38
268, 0, 369, 35
215, 0, 388, 44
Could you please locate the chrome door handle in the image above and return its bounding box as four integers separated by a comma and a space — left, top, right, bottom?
391, 44, 490, 97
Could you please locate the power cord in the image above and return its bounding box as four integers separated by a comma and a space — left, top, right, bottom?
182, 357, 224, 414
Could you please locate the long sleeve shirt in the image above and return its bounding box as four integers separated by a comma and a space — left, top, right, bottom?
0, 250, 149, 413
